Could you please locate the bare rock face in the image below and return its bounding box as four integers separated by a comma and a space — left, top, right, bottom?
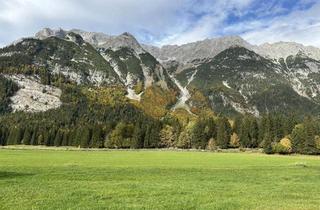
253, 42, 320, 61
97, 32, 145, 54
143, 36, 252, 63
35, 28, 66, 40
4, 75, 62, 113
143, 37, 320, 64
35, 28, 145, 54
70, 30, 144, 53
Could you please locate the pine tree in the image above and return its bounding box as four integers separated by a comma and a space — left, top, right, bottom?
216, 117, 231, 149
233, 116, 242, 134
263, 130, 273, 154
80, 126, 91, 148
7, 126, 23, 145
191, 119, 207, 149
249, 118, 259, 148
108, 122, 126, 148
262, 116, 273, 154
291, 124, 306, 154
0, 127, 9, 145
54, 129, 63, 147
22, 127, 32, 145
30, 127, 38, 145
148, 122, 160, 148
91, 125, 103, 148
239, 117, 250, 148
303, 117, 317, 154
132, 122, 144, 149
61, 130, 69, 146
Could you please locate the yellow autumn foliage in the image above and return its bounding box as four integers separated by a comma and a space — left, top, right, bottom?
135, 86, 177, 119
82, 86, 128, 107
207, 138, 217, 151
280, 137, 292, 151
230, 133, 240, 148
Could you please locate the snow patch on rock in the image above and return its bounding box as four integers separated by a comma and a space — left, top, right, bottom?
0, 52, 21, 57
171, 69, 198, 113
223, 81, 231, 89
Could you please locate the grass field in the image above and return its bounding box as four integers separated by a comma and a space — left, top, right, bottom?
0, 149, 319, 210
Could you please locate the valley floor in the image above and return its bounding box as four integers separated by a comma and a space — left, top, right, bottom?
0, 149, 319, 209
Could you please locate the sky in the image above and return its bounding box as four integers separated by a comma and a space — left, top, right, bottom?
0, 0, 320, 47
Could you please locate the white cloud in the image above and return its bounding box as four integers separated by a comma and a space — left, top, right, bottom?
0, 0, 186, 46
0, 0, 319, 48
236, 2, 320, 47
156, 0, 255, 46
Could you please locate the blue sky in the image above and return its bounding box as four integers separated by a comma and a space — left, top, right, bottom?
0, 0, 320, 47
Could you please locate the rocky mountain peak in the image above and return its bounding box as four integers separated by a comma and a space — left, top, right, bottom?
35, 28, 66, 39
254, 41, 320, 61
100, 31, 145, 54
35, 28, 145, 54
143, 35, 252, 64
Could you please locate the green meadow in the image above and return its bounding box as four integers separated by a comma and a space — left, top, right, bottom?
0, 149, 319, 210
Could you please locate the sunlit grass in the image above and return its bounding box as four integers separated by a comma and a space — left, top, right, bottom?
0, 149, 319, 209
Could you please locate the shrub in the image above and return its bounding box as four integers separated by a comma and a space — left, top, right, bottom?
207, 138, 217, 151
314, 135, 320, 150
273, 137, 292, 154
230, 133, 240, 148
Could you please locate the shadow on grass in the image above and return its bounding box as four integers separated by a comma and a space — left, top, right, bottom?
0, 171, 34, 179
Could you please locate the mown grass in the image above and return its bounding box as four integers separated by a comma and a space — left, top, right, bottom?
0, 149, 319, 210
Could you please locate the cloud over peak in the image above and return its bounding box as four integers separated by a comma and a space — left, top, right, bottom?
0, 0, 320, 47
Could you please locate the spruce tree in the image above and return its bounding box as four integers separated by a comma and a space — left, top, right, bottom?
249, 118, 259, 148
54, 129, 63, 147
22, 127, 32, 145
7, 126, 23, 145
239, 117, 250, 148
132, 122, 144, 149
291, 124, 306, 154
61, 130, 69, 146
263, 130, 273, 154
216, 117, 231, 149
91, 125, 103, 148
303, 117, 317, 154
191, 119, 207, 149
80, 126, 91, 148
262, 116, 273, 154
30, 127, 38, 145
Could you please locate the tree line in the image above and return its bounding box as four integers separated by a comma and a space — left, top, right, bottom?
1, 107, 320, 155
0, 71, 319, 154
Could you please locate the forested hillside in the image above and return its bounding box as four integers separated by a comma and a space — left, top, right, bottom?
0, 29, 319, 155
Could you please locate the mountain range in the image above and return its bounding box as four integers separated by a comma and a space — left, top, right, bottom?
1, 27, 320, 117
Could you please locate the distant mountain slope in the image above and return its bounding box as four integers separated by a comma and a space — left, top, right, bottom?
144, 36, 320, 64
0, 33, 120, 85
2, 28, 320, 117
0, 28, 178, 114
175, 47, 320, 116
143, 36, 252, 64
34, 28, 176, 94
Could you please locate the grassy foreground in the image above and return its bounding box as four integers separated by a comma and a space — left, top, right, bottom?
0, 149, 319, 210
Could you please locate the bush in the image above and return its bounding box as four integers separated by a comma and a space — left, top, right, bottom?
273, 137, 292, 154
315, 135, 320, 150
230, 133, 240, 148
207, 138, 217, 151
